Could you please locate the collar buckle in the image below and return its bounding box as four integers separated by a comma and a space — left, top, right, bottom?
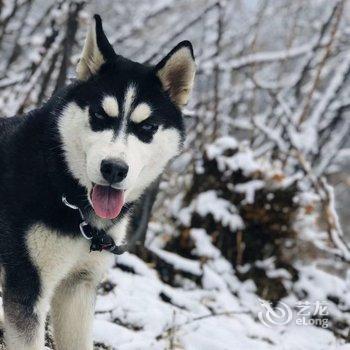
79, 221, 93, 240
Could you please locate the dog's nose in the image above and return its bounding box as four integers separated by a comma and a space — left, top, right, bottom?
100, 159, 129, 184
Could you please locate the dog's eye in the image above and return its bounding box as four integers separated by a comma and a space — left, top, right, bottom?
92, 112, 105, 120
140, 123, 158, 133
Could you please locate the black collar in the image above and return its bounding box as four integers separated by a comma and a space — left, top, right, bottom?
62, 195, 127, 255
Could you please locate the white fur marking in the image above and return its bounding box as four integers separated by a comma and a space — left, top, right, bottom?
102, 96, 119, 117
131, 103, 152, 123
124, 127, 181, 202
119, 84, 137, 136
123, 85, 136, 117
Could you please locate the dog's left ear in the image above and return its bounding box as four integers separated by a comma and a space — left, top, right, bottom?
155, 41, 196, 108
76, 15, 116, 80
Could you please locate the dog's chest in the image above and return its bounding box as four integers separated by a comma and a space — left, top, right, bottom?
25, 223, 116, 295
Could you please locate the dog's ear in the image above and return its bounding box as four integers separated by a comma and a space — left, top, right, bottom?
155, 41, 196, 108
76, 15, 116, 80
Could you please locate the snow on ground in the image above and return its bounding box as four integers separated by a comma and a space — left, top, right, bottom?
92, 231, 350, 350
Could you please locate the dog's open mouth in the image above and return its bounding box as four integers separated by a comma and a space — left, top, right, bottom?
91, 184, 125, 219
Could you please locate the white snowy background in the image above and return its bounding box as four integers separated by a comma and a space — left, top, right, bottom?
1, 0, 350, 349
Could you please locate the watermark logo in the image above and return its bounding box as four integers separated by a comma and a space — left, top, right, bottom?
258, 299, 329, 328
258, 299, 292, 327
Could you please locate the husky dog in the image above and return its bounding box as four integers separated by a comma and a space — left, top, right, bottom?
0, 15, 195, 350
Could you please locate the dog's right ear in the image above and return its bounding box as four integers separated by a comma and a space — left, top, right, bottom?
76, 15, 116, 81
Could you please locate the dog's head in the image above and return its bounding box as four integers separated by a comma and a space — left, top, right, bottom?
58, 15, 195, 220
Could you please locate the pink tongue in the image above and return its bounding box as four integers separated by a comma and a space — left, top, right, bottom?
91, 185, 124, 219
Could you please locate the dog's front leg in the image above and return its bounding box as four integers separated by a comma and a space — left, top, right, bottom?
2, 266, 49, 350
51, 269, 100, 350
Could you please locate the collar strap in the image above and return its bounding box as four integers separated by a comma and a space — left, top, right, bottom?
62, 195, 127, 255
